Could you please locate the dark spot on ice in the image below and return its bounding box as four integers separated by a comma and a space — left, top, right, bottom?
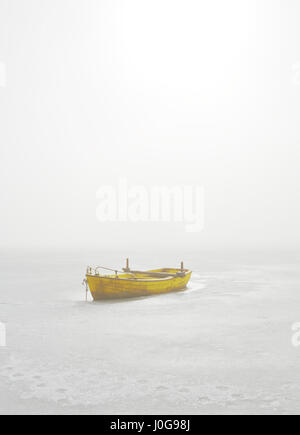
178, 388, 189, 393
198, 396, 210, 403
156, 385, 168, 391
56, 388, 67, 393
216, 385, 228, 391
231, 393, 243, 399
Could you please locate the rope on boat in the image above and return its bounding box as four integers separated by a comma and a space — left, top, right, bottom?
95, 266, 121, 275
82, 278, 88, 301
94, 266, 137, 279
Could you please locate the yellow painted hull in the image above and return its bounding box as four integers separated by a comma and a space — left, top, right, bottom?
86, 268, 192, 300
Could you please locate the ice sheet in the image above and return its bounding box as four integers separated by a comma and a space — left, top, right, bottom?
0, 251, 299, 414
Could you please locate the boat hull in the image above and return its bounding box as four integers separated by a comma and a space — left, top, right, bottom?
86, 269, 192, 300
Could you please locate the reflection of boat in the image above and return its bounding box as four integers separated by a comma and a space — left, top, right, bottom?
84, 259, 192, 300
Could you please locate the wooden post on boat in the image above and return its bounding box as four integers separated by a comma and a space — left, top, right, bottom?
123, 258, 130, 272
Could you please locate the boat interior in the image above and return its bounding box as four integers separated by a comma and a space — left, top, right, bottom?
87, 267, 189, 280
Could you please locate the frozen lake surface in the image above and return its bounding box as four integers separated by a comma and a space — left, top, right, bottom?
0, 250, 300, 414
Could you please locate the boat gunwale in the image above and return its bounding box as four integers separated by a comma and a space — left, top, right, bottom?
86, 270, 192, 283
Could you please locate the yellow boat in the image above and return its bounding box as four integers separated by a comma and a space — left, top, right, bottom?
84, 259, 192, 300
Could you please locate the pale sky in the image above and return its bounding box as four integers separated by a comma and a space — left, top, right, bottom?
0, 0, 300, 251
